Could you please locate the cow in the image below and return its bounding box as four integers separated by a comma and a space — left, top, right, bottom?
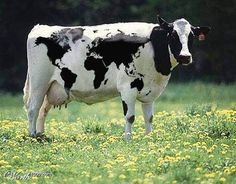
23, 16, 210, 139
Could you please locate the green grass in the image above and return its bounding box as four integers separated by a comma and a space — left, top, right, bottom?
0, 82, 236, 184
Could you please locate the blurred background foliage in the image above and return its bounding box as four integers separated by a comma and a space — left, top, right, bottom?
0, 0, 235, 92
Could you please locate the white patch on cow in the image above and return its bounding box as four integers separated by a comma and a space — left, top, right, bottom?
173, 19, 192, 61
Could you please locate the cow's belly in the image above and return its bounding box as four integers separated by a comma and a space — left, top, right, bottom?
70, 88, 119, 104
46, 80, 119, 106
46, 61, 120, 105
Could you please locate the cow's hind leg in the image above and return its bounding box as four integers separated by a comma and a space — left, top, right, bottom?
26, 65, 53, 137
36, 96, 52, 136
27, 89, 48, 137
120, 91, 137, 140
142, 102, 154, 135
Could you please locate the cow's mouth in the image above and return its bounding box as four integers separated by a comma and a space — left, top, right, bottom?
177, 55, 191, 65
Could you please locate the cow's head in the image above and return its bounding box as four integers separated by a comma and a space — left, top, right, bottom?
158, 16, 211, 65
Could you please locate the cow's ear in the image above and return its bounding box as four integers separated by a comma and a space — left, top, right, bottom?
191, 26, 211, 41
157, 15, 173, 32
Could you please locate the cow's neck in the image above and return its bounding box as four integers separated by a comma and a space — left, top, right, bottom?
150, 26, 179, 76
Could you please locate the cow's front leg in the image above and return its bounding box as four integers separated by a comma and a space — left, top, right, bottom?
121, 92, 137, 140
142, 102, 154, 135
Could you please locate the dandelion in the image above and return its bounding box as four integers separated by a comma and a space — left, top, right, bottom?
0, 160, 9, 167
145, 172, 154, 178
108, 171, 115, 178
50, 164, 60, 169
221, 151, 227, 155
195, 167, 202, 172
143, 178, 153, 184
209, 154, 214, 158
32, 176, 38, 180
119, 174, 126, 179
204, 173, 215, 178
219, 177, 226, 182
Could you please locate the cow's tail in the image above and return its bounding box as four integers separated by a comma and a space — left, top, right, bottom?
23, 71, 29, 111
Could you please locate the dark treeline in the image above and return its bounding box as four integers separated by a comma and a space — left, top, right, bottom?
0, 0, 235, 92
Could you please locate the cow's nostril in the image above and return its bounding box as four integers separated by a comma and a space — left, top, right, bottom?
178, 55, 191, 64
179, 55, 190, 60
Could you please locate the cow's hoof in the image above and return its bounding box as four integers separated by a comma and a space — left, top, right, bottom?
36, 132, 44, 138
145, 130, 152, 135
36, 133, 50, 142
29, 132, 37, 138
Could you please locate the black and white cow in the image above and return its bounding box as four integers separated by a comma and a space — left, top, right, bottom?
23, 16, 210, 139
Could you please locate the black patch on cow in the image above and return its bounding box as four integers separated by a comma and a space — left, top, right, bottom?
130, 78, 144, 92
106, 32, 111, 37
93, 30, 98, 33
104, 79, 108, 85
150, 27, 171, 76
138, 73, 144, 77
84, 56, 108, 89
35, 36, 69, 67
84, 33, 149, 89
35, 28, 84, 66
105, 33, 149, 44
35, 27, 84, 91
122, 100, 128, 116
117, 29, 124, 34
60, 68, 77, 90
81, 39, 86, 42
125, 66, 136, 76
127, 115, 135, 124
149, 115, 153, 123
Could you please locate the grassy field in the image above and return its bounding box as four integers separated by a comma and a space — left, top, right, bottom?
0, 82, 236, 184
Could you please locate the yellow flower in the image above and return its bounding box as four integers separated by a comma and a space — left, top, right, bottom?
108, 172, 115, 178
221, 151, 227, 155
219, 177, 226, 182
145, 172, 154, 178
143, 178, 153, 184
0, 160, 9, 167
119, 174, 126, 179
50, 164, 60, 169
91, 175, 102, 181
204, 173, 215, 178
209, 155, 214, 158
195, 167, 202, 172
32, 176, 38, 180
16, 181, 21, 184
104, 163, 113, 169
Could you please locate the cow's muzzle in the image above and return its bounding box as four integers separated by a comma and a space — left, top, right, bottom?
177, 55, 192, 65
